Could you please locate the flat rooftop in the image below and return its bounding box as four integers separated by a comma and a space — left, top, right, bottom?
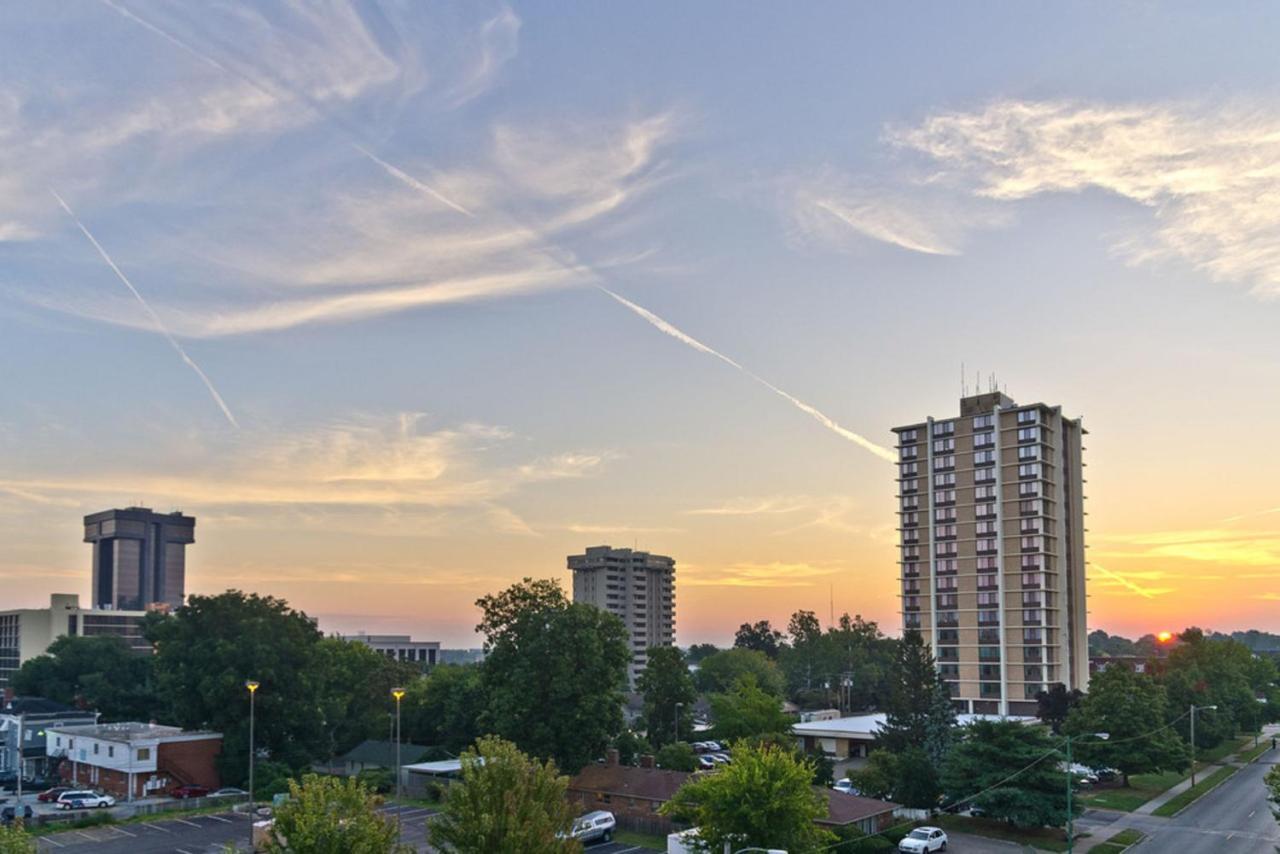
47, 722, 220, 743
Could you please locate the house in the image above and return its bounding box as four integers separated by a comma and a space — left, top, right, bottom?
1, 693, 99, 781
793, 712, 1037, 760
1089, 655, 1149, 675
333, 739, 431, 777
566, 749, 900, 836
46, 722, 221, 800
401, 758, 468, 798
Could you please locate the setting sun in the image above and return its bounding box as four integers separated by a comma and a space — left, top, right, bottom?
1157, 631, 1175, 644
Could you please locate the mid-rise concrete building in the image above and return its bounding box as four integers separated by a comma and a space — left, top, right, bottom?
569, 545, 675, 685
0, 594, 152, 689
893, 391, 1089, 716
84, 507, 195, 611
340, 633, 439, 666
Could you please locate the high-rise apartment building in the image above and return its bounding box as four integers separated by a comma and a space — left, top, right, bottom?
84, 507, 195, 611
893, 391, 1089, 716
568, 545, 675, 686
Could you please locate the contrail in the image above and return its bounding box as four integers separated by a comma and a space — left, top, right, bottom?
595, 285, 896, 462
1090, 563, 1157, 599
51, 190, 240, 428
100, 0, 470, 218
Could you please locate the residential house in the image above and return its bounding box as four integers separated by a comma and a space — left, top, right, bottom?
0, 693, 99, 781
332, 739, 430, 777
47, 722, 221, 800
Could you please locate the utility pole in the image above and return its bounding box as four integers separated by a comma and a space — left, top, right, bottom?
15, 713, 24, 806
1189, 704, 1217, 786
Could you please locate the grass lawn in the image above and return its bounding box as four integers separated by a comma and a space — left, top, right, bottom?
934, 814, 1070, 852
1091, 828, 1144, 853
1194, 734, 1253, 767
1237, 740, 1270, 763
1151, 765, 1237, 817
1077, 769, 1183, 812
614, 828, 668, 849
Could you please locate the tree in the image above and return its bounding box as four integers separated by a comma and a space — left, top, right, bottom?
877, 630, 955, 764
686, 643, 719, 664
0, 822, 35, 854
613, 730, 652, 766
695, 648, 785, 697
313, 638, 420, 765
1159, 628, 1261, 747
1036, 683, 1084, 735
1064, 665, 1187, 786
940, 720, 1069, 829
429, 736, 579, 854
656, 741, 697, 772
11, 635, 160, 721
777, 612, 896, 711
1265, 763, 1280, 821
734, 620, 784, 659
847, 747, 937, 809
402, 664, 486, 754
848, 749, 897, 799
146, 591, 327, 783
805, 747, 835, 787
477, 578, 630, 774
710, 675, 793, 741
637, 646, 697, 749
266, 774, 404, 854
662, 740, 834, 853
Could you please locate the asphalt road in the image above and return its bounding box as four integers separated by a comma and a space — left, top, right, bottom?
34, 810, 249, 853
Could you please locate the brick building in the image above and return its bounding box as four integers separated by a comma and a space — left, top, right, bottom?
46, 722, 221, 800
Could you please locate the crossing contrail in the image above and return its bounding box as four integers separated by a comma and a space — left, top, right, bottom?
595, 285, 895, 463
51, 190, 240, 428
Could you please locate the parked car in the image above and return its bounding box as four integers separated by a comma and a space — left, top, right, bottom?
56, 790, 115, 810
703, 741, 722, 752
898, 826, 948, 852
211, 787, 249, 797
709, 752, 732, 764
831, 779, 861, 796
696, 756, 717, 770
37, 787, 71, 803
0, 805, 33, 826
567, 810, 616, 844
1092, 766, 1120, 782
170, 784, 210, 799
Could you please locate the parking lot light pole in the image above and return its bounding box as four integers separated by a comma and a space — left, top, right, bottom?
674, 702, 684, 746
246, 680, 259, 851
1066, 731, 1108, 854
392, 687, 405, 842
1190, 704, 1218, 786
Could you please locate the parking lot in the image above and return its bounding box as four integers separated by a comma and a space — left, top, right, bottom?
34, 810, 248, 853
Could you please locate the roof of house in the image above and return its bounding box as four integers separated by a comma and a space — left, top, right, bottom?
404, 759, 465, 775
819, 790, 900, 825
568, 763, 900, 826
792, 712, 1036, 740
2, 697, 90, 717
46, 722, 221, 744
339, 739, 431, 767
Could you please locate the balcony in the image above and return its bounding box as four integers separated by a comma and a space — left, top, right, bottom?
937, 617, 959, 629
978, 630, 1001, 644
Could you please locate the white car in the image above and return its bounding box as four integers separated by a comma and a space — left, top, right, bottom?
56, 790, 115, 810
697, 756, 717, 770
832, 779, 861, 796
568, 810, 616, 843
709, 752, 731, 764
898, 826, 948, 852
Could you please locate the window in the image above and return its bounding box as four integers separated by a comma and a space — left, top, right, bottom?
977, 573, 997, 590
973, 414, 994, 429
1021, 536, 1043, 552
902, 497, 919, 511
902, 478, 919, 494
978, 646, 1001, 661
903, 596, 921, 610
933, 421, 955, 436
937, 594, 958, 609
93, 743, 99, 755
976, 502, 996, 518
974, 467, 996, 483
935, 507, 956, 523
934, 524, 957, 540
976, 556, 998, 571
937, 576, 957, 591
900, 445, 918, 460
973, 431, 995, 448
936, 558, 958, 574
903, 546, 919, 559
902, 511, 919, 526
1023, 628, 1044, 643
903, 561, 921, 577
108, 746, 114, 758
1017, 445, 1039, 461
1017, 409, 1038, 425
56, 737, 62, 748
935, 542, 957, 558
935, 489, 956, 505
974, 449, 995, 466
937, 611, 959, 627
933, 438, 955, 454
1022, 572, 1045, 588
975, 485, 996, 500
900, 462, 918, 477
976, 537, 997, 553
1017, 426, 1039, 443
934, 472, 956, 488
904, 614, 921, 629
938, 629, 959, 643
1020, 518, 1040, 534
1018, 463, 1041, 479
976, 520, 997, 535
935, 454, 955, 471
978, 610, 1000, 625
1020, 555, 1042, 570
1023, 609, 1044, 624
1019, 499, 1042, 516
900, 428, 918, 442
1019, 482, 1040, 497
978, 591, 999, 606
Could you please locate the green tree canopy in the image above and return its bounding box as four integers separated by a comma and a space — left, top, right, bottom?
477, 578, 630, 774
429, 736, 579, 854
637, 645, 697, 749
1035, 683, 1084, 735
313, 637, 420, 764
709, 675, 793, 742
847, 747, 938, 809
266, 773, 404, 854
662, 740, 834, 853
1159, 627, 1261, 747
11, 634, 160, 721
1065, 665, 1187, 786
613, 730, 652, 766
1266, 762, 1280, 821
734, 620, 784, 659
655, 741, 697, 772
940, 720, 1069, 829
777, 612, 896, 711
401, 664, 485, 754
0, 822, 35, 854
146, 590, 327, 782
686, 643, 719, 664
877, 630, 955, 764
695, 648, 785, 696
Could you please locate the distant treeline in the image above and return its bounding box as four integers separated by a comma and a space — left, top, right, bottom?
1091, 628, 1280, 656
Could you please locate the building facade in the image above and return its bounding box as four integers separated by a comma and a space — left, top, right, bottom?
569, 546, 675, 686
46, 722, 221, 800
340, 633, 439, 666
84, 507, 195, 611
893, 392, 1089, 716
0, 594, 152, 689
0, 694, 99, 780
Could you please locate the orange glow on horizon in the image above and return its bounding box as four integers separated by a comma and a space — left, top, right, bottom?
1157, 631, 1174, 643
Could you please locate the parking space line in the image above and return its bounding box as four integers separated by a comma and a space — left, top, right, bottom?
175, 848, 197, 854
74, 831, 102, 842
111, 825, 137, 836
173, 818, 201, 828
36, 836, 65, 848
143, 822, 171, 832
206, 813, 233, 823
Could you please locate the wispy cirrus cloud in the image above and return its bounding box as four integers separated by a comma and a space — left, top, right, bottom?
885, 98, 1280, 297
1094, 528, 1280, 567
688, 495, 866, 535
681, 560, 845, 588
1089, 563, 1175, 599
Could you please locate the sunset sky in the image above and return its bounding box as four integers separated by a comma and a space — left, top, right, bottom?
3, 2, 1280, 647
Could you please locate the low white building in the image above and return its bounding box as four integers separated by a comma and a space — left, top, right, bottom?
793, 712, 1036, 759
46, 722, 222, 800
340, 633, 439, 666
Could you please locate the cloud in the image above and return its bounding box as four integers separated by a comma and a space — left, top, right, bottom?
1089, 563, 1174, 599
688, 494, 864, 534
890, 98, 1280, 296
443, 6, 521, 108
1257, 592, 1280, 601
680, 561, 844, 588
1094, 528, 1280, 566
562, 523, 684, 535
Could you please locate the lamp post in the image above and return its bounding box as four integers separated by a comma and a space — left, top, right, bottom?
246, 680, 259, 851
392, 687, 405, 843
674, 702, 684, 747
1065, 731, 1108, 854
1189, 704, 1217, 786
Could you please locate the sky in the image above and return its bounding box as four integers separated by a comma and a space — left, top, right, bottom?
3, 2, 1280, 647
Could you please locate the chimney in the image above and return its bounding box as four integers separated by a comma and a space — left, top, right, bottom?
605, 748, 620, 766
639, 754, 655, 769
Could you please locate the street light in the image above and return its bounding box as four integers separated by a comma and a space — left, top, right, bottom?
1189, 704, 1218, 786
1065, 731, 1108, 854
392, 687, 406, 844
246, 679, 259, 852
674, 702, 684, 747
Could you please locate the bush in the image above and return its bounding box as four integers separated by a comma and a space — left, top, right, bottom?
656, 742, 697, 772
354, 767, 394, 794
